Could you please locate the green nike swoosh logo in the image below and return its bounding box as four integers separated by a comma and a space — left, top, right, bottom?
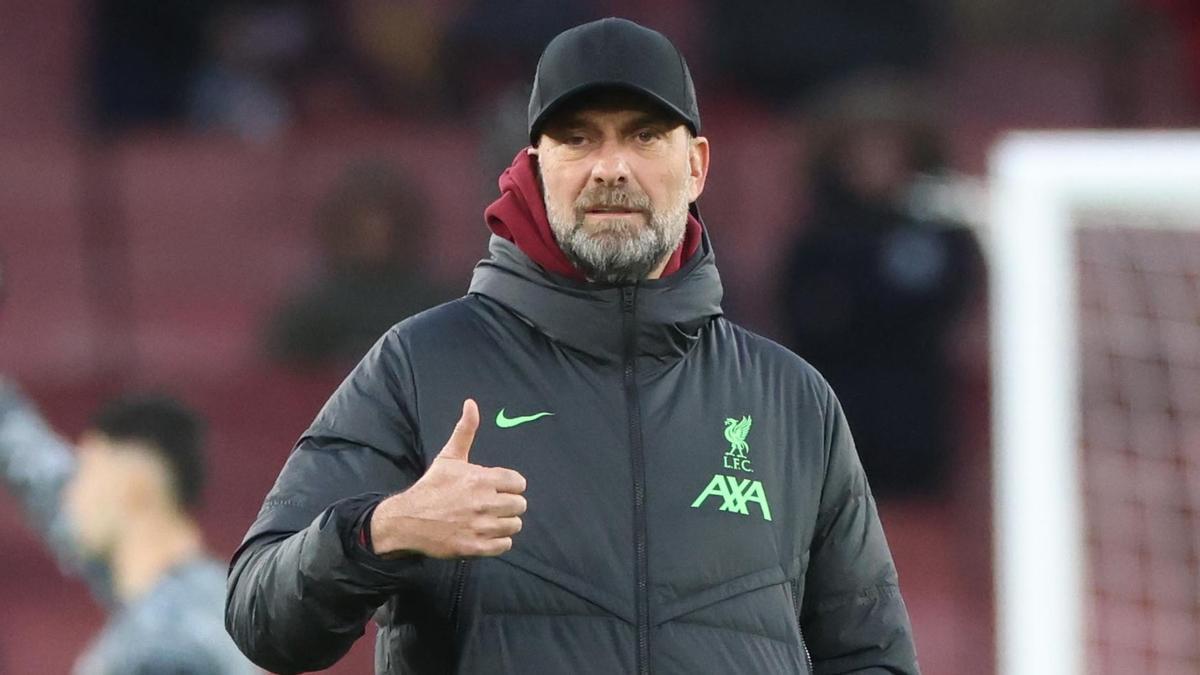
495, 409, 554, 428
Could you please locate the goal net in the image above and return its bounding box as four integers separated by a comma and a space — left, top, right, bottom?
989, 132, 1200, 675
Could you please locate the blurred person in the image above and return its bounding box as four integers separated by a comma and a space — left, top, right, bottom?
779, 72, 985, 499
188, 2, 325, 141
335, 0, 452, 115
91, 0, 214, 131
265, 159, 451, 371
0, 386, 259, 674
441, 0, 600, 109
478, 83, 536, 200
227, 19, 918, 674
699, 0, 936, 108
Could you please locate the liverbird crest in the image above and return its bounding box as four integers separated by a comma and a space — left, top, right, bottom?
723, 416, 752, 458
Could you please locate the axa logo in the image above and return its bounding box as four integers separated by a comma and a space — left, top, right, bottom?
690, 474, 773, 521
692, 414, 772, 521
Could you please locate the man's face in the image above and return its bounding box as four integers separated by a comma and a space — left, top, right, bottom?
838, 123, 914, 206
534, 95, 709, 283
66, 433, 167, 557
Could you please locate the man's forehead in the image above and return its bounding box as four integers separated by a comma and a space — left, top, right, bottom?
80, 431, 157, 457
543, 89, 685, 129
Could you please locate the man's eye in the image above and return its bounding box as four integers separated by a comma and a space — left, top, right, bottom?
636, 130, 660, 143
565, 135, 588, 146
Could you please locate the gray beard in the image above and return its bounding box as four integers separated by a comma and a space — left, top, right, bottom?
545, 184, 690, 284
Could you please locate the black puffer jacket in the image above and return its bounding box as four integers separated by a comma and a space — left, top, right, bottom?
225, 233, 919, 674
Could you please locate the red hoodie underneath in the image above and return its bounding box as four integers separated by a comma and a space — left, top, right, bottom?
484, 150, 702, 282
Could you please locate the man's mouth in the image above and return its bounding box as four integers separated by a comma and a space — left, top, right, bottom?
585, 207, 641, 215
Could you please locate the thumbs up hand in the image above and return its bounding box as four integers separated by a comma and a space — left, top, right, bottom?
369, 399, 528, 559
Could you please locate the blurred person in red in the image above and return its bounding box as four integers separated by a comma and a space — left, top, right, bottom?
0, 385, 259, 674
778, 72, 985, 499
265, 159, 451, 371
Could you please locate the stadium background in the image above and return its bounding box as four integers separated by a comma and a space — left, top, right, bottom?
0, 1, 1196, 673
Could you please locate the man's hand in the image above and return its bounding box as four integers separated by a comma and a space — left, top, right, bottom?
369, 399, 527, 559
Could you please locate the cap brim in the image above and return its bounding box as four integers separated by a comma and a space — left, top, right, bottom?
529, 81, 697, 145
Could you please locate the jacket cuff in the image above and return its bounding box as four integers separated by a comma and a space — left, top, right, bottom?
321, 493, 423, 581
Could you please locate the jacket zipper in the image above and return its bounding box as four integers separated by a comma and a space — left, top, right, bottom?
621, 286, 651, 675
792, 580, 814, 673
449, 559, 471, 635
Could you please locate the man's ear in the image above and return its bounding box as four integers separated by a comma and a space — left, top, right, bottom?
527, 146, 538, 156
688, 136, 710, 202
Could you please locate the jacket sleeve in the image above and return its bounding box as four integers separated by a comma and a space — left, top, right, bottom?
800, 385, 920, 675
225, 329, 430, 674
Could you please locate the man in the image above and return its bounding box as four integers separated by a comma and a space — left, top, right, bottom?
265, 159, 451, 371
226, 18, 919, 674
780, 72, 985, 499
0, 385, 259, 674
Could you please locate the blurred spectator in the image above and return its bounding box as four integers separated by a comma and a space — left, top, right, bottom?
92, 1, 605, 130
778, 72, 984, 499
947, 0, 1123, 44
189, 1, 328, 141
266, 160, 451, 371
699, 0, 936, 108
0, 386, 258, 673
90, 0, 215, 131
442, 0, 601, 109
478, 83, 535, 198
91, 0, 331, 137
332, 0, 454, 116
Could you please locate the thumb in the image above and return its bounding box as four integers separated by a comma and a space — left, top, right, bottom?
439, 399, 479, 462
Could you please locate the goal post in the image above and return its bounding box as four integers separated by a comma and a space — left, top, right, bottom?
989, 131, 1200, 675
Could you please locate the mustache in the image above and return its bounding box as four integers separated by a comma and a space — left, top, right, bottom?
574, 186, 651, 213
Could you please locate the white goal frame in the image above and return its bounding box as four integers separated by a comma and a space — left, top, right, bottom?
989, 131, 1200, 675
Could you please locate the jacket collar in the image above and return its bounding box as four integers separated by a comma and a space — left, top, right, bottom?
467, 225, 724, 365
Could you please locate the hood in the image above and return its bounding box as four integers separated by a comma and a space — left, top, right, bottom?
468, 225, 723, 365
483, 149, 703, 281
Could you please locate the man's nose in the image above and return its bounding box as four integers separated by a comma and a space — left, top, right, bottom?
589, 143, 630, 186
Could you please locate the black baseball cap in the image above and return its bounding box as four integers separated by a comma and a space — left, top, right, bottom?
528, 18, 701, 145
